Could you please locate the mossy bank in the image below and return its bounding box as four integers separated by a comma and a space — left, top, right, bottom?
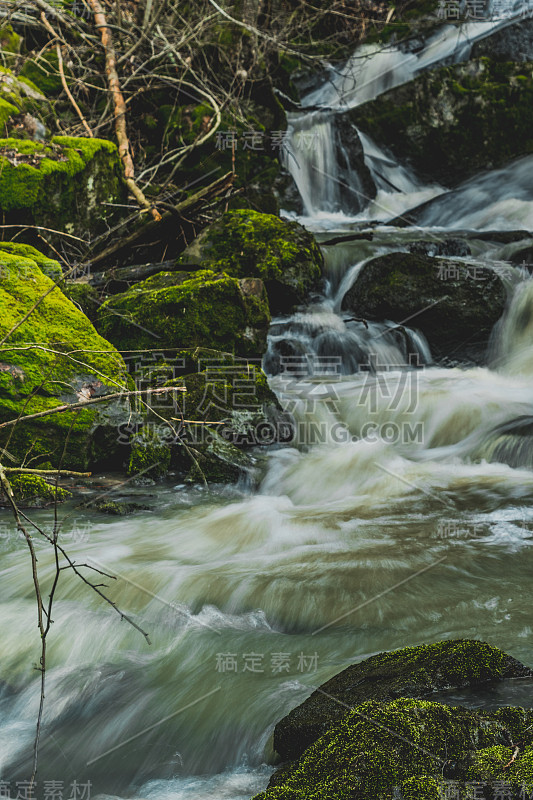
0, 244, 130, 470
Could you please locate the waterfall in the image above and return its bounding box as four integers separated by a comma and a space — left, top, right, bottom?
283, 0, 526, 223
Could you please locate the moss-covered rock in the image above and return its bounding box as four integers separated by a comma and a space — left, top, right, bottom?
0, 67, 47, 137
0, 135, 124, 237
341, 251, 507, 362
273, 640, 532, 762
184, 429, 254, 484
63, 281, 100, 321
127, 427, 171, 480
258, 698, 533, 800
0, 25, 21, 66
1, 472, 71, 507
20, 51, 63, 96
0, 248, 130, 470
96, 269, 270, 357
350, 58, 533, 187
177, 209, 324, 313
0, 67, 45, 106
0, 241, 62, 282
89, 498, 151, 515
124, 347, 290, 483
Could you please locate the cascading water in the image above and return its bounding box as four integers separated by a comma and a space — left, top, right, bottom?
283, 0, 531, 226
3, 5, 533, 800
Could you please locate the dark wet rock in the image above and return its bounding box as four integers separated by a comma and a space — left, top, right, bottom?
88, 499, 151, 515
341, 251, 507, 362
408, 238, 471, 258
471, 17, 533, 62
473, 230, 533, 244
184, 430, 255, 484
509, 245, 533, 268
349, 58, 533, 187
272, 639, 532, 763
333, 115, 377, 213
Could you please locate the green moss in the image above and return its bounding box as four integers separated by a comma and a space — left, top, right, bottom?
0, 242, 62, 282
127, 428, 171, 479
8, 473, 71, 504
0, 98, 17, 134
63, 282, 99, 321
274, 639, 526, 762
400, 775, 441, 800
96, 269, 270, 357
0, 135, 123, 235
0, 250, 129, 469
0, 25, 21, 57
20, 52, 63, 96
257, 698, 533, 800
178, 209, 323, 313
89, 498, 150, 514
468, 742, 533, 787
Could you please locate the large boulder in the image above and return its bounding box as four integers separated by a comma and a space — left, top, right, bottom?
273, 639, 531, 763
122, 348, 291, 484
96, 269, 270, 357
0, 244, 130, 470
258, 698, 533, 800
0, 135, 124, 237
341, 252, 507, 362
349, 58, 533, 187
177, 209, 324, 313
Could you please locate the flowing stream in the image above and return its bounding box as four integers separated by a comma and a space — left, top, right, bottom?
3, 5, 533, 800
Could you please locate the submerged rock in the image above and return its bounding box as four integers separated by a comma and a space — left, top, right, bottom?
0, 245, 130, 470
88, 498, 151, 515
341, 251, 506, 362
273, 639, 531, 762
177, 209, 324, 313
97, 269, 270, 358
350, 58, 533, 187
407, 239, 471, 258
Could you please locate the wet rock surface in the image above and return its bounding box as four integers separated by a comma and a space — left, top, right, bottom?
272, 640, 532, 763
341, 251, 507, 362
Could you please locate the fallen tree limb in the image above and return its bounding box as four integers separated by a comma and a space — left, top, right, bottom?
0, 386, 186, 432
88, 259, 200, 289
320, 232, 374, 246
4, 468, 92, 477
86, 0, 161, 222
86, 170, 234, 269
